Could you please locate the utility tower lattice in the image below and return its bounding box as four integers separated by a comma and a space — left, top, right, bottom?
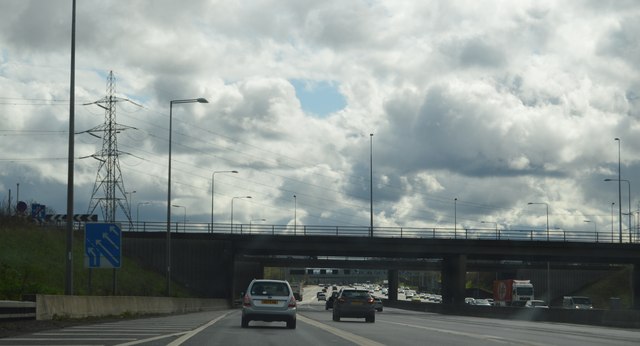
84, 71, 139, 227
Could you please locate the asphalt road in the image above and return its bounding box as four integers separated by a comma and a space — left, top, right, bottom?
3, 305, 640, 346
2, 289, 640, 345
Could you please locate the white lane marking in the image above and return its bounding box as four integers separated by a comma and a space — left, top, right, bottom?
35, 332, 158, 336
114, 311, 233, 346
116, 331, 188, 346
381, 320, 548, 346
297, 314, 385, 346
167, 311, 232, 346
2, 338, 135, 341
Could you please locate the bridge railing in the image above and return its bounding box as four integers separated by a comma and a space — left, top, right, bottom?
121, 221, 637, 243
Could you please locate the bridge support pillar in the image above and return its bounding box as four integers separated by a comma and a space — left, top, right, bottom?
441, 254, 467, 306
387, 269, 399, 301
233, 260, 264, 301
633, 263, 640, 310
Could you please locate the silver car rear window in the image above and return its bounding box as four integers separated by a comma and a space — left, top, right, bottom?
251, 282, 290, 296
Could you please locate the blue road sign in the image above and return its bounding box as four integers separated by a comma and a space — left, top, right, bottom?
85, 223, 121, 269
31, 203, 45, 222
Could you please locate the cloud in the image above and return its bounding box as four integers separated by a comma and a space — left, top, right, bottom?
1, 1, 639, 236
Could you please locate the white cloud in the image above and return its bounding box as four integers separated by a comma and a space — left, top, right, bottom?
0, 0, 638, 236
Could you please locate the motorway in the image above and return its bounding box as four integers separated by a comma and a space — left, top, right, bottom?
2, 287, 640, 346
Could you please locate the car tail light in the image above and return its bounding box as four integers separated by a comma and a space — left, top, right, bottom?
288, 296, 297, 308
338, 297, 346, 304
243, 293, 252, 307
367, 297, 374, 304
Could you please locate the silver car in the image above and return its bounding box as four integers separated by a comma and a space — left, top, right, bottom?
241, 279, 297, 329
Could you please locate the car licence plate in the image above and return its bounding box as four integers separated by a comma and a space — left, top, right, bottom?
351, 301, 362, 305
262, 300, 278, 304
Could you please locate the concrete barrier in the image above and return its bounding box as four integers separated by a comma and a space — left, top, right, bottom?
35, 295, 229, 320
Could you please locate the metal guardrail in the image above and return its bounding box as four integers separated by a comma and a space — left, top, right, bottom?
114, 221, 638, 243
0, 300, 36, 320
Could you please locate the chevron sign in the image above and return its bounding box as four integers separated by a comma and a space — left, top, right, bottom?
84, 223, 121, 269
46, 214, 98, 222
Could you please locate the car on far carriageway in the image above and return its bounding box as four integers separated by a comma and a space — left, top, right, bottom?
241, 279, 297, 329
525, 299, 549, 308
332, 288, 376, 323
473, 299, 492, 306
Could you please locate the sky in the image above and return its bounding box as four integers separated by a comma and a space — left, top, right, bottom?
1, 0, 639, 239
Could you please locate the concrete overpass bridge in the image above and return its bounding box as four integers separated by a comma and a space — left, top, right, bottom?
121, 222, 640, 308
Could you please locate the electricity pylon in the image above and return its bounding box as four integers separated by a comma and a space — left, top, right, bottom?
83, 71, 139, 227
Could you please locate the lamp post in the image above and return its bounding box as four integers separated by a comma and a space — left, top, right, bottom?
172, 204, 186, 232
615, 138, 622, 243
454, 198, 457, 237
166, 97, 208, 296
528, 202, 549, 241
370, 133, 374, 237
611, 202, 615, 243
126, 190, 136, 225
65, 0, 77, 296
136, 201, 150, 232
605, 178, 631, 243
231, 196, 251, 233
250, 218, 266, 233
584, 220, 596, 241
293, 194, 297, 234
211, 170, 238, 232
481, 221, 498, 239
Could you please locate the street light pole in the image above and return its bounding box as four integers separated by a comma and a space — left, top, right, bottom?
166, 97, 208, 296
615, 138, 622, 243
481, 221, 498, 239
65, 0, 77, 296
231, 196, 251, 233
211, 170, 238, 232
126, 190, 136, 227
293, 194, 297, 234
528, 202, 549, 241
370, 133, 373, 237
136, 201, 150, 232
611, 202, 615, 243
172, 204, 186, 232
605, 177, 631, 243
249, 218, 266, 233
454, 198, 457, 237
584, 220, 596, 241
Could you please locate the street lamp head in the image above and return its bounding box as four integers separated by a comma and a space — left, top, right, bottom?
196, 98, 208, 103
604, 178, 613, 181
231, 170, 238, 173
615, 137, 620, 141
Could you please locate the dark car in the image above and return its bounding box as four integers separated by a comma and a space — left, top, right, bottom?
332, 288, 375, 323
373, 296, 383, 311
326, 291, 339, 310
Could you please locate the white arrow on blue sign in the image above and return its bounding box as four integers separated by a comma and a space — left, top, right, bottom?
85, 223, 122, 268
